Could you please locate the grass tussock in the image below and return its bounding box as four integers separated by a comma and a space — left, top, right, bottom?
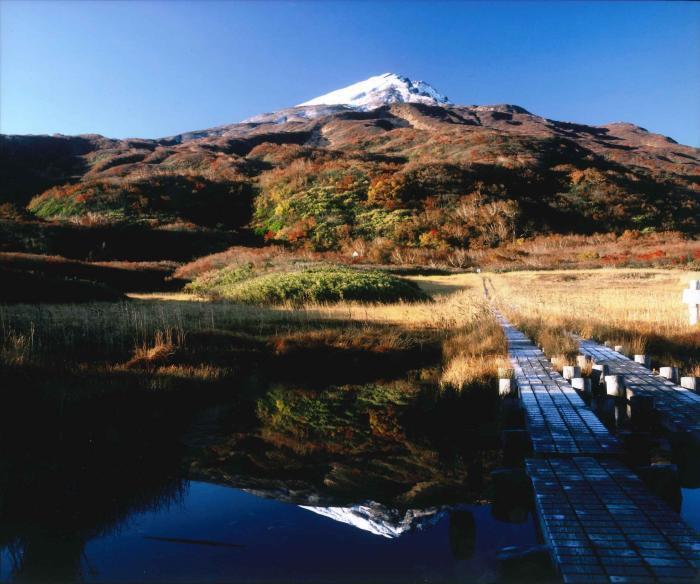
126, 328, 185, 369
515, 318, 580, 369
439, 308, 508, 392
612, 334, 648, 357
189, 265, 429, 305
440, 355, 508, 392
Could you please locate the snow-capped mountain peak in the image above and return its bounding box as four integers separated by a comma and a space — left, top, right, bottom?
298, 73, 450, 110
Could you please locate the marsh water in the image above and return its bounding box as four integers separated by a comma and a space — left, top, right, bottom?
1, 372, 699, 583
0, 482, 537, 583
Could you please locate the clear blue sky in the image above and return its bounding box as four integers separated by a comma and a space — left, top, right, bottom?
2, 1, 699, 145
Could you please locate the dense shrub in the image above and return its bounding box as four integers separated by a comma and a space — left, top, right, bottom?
28, 175, 254, 229
190, 265, 429, 305
253, 167, 370, 250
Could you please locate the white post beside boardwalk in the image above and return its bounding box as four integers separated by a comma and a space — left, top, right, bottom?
499, 378, 515, 397
634, 354, 650, 368
605, 375, 624, 397
683, 280, 700, 325
681, 377, 698, 392
659, 366, 680, 384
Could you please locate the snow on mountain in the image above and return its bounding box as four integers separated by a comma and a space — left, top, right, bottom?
243, 104, 351, 124
298, 73, 450, 110
299, 503, 445, 538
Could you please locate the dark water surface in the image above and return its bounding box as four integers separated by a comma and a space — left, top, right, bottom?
1, 372, 699, 583
2, 481, 536, 583
682, 488, 700, 533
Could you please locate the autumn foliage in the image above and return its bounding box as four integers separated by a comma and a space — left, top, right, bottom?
1, 102, 697, 266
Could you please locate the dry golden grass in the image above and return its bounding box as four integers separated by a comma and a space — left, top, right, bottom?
270, 327, 419, 355
484, 268, 700, 372
5, 268, 696, 386
487, 269, 698, 333
128, 292, 207, 302
126, 328, 184, 369
303, 288, 484, 329
440, 355, 501, 390
0, 275, 491, 379
131, 275, 486, 329
438, 306, 508, 391
0, 269, 510, 403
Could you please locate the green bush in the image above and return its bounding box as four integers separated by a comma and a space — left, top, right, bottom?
191, 265, 428, 305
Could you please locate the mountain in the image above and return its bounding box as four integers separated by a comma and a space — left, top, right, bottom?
298, 72, 451, 109
166, 73, 450, 141
1, 73, 698, 262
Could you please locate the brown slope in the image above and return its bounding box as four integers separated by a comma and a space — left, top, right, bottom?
1, 102, 698, 254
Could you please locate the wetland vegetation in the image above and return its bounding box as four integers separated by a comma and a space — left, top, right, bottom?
1, 265, 699, 583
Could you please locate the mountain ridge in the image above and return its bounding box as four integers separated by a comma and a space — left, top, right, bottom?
0, 73, 689, 150
1, 73, 698, 261
162, 74, 682, 146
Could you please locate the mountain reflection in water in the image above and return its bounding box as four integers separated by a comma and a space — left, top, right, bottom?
298, 503, 445, 538
0, 371, 564, 582
38, 482, 540, 583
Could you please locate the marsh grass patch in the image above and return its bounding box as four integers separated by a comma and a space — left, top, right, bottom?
189, 265, 429, 305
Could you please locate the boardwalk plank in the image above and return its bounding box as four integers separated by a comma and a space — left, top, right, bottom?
578, 339, 700, 439
498, 315, 621, 456
494, 311, 700, 582
527, 457, 700, 582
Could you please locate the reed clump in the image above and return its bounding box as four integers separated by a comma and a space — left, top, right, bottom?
126, 328, 185, 369
440, 308, 508, 392
510, 318, 580, 371
612, 334, 648, 357
0, 324, 35, 366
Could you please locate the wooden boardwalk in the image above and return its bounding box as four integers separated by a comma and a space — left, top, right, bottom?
496, 312, 700, 582
500, 316, 621, 456
578, 339, 700, 440
528, 457, 700, 583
